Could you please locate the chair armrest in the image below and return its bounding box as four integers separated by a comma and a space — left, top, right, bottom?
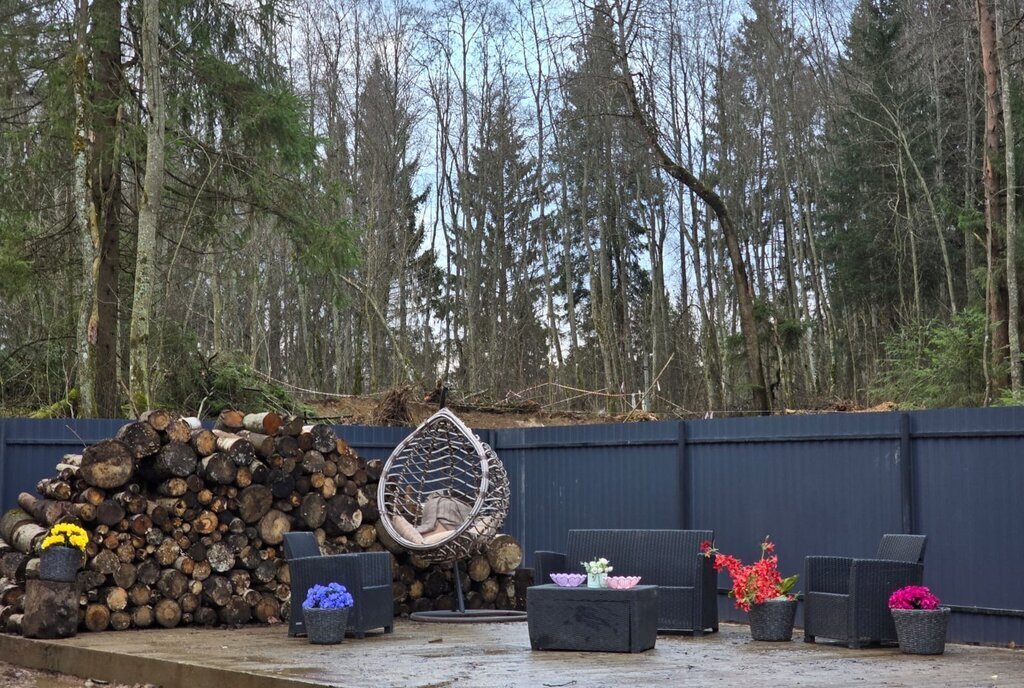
848, 559, 923, 638
804, 556, 854, 594
532, 551, 567, 586
849, 559, 923, 598
355, 552, 392, 587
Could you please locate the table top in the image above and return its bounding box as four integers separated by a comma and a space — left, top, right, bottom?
530, 584, 657, 596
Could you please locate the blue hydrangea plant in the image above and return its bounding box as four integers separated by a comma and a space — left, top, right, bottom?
303, 582, 355, 610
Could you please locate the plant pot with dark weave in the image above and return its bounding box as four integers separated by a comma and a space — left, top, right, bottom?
748, 598, 798, 641
892, 607, 949, 655
39, 546, 82, 582
304, 607, 350, 644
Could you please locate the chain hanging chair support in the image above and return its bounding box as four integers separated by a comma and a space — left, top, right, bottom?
377, 387, 527, 622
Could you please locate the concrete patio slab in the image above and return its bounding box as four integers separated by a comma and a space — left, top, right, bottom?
0, 621, 1020, 688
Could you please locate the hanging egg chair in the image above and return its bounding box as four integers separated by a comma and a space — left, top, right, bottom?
377, 406, 525, 622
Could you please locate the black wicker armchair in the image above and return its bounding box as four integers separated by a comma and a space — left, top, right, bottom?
533, 529, 718, 635
283, 532, 394, 638
803, 534, 927, 648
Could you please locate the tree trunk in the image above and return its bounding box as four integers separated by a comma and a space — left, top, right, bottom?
90, 0, 123, 417
994, 2, 1020, 394
613, 37, 770, 413
73, 0, 96, 416
977, 0, 1010, 394
129, 0, 165, 413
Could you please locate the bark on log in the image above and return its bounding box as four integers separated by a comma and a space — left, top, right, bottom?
212, 430, 256, 466
0, 510, 47, 554
244, 412, 282, 436
238, 431, 275, 459
17, 493, 80, 526
36, 478, 73, 501
215, 409, 244, 431
22, 579, 79, 639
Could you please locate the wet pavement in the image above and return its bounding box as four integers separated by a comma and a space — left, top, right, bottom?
1, 621, 1021, 688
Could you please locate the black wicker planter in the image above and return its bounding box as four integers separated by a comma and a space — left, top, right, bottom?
892, 608, 949, 655
39, 546, 82, 582
304, 607, 350, 644
748, 598, 797, 641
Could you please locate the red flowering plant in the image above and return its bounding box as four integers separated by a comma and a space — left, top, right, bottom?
888, 585, 940, 610
701, 536, 798, 612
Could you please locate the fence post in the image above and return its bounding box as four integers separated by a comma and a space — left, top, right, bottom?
677, 420, 689, 530
0, 419, 6, 512
898, 412, 915, 534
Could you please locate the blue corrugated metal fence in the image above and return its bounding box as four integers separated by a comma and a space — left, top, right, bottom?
1, 407, 1021, 645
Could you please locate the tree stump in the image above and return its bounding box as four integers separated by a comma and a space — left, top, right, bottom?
22, 579, 78, 638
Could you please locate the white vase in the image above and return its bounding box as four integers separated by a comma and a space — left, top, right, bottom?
587, 572, 607, 588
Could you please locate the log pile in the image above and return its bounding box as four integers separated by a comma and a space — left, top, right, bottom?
0, 409, 525, 633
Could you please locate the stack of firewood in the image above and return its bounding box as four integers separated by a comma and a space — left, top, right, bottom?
0, 409, 525, 634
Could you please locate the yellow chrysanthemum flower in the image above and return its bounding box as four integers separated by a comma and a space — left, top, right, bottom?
40, 523, 89, 551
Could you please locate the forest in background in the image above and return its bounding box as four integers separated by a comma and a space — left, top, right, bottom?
0, 0, 1022, 418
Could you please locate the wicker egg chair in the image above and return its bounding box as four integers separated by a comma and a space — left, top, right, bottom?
378, 406, 525, 622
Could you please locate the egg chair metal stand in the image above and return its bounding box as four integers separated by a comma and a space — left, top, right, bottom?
377, 400, 527, 622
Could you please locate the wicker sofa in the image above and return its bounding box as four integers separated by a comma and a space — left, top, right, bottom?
283, 532, 394, 638
803, 534, 927, 648
533, 529, 718, 634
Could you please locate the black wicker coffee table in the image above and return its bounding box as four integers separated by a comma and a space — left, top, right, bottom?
527, 584, 658, 653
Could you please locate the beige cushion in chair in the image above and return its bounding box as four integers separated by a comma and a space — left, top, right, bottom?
416, 493, 472, 534
392, 514, 425, 545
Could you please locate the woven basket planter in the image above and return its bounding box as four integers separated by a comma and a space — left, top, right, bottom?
39, 546, 82, 583
304, 607, 350, 644
892, 608, 949, 655
748, 598, 797, 641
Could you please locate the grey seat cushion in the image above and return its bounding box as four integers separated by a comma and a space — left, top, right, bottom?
416, 493, 472, 534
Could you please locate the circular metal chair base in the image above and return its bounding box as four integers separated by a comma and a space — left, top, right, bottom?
410, 609, 528, 624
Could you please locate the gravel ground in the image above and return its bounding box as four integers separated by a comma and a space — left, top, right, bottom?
0, 661, 157, 688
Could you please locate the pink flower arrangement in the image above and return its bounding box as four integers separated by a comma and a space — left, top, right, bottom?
701, 536, 798, 612
888, 585, 940, 610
